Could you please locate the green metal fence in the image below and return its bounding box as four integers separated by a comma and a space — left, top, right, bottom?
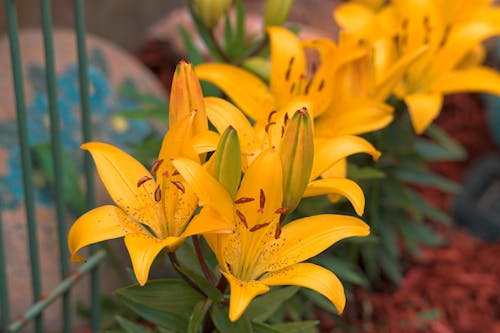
1, 1, 106, 331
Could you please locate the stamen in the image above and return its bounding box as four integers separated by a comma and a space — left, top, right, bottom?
281, 126, 285, 138
267, 110, 277, 123
172, 170, 180, 176
171, 181, 185, 193
236, 209, 248, 228
304, 78, 313, 95
137, 176, 152, 187
289, 82, 296, 94
265, 122, 276, 134
284, 113, 289, 126
154, 186, 161, 202
285, 57, 295, 81
318, 79, 325, 92
274, 223, 282, 239
151, 159, 164, 174
235, 197, 255, 204
258, 189, 265, 213
275, 207, 288, 214
250, 222, 270, 232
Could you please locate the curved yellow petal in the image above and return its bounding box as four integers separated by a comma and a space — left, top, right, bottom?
269, 214, 369, 270
124, 234, 180, 286
430, 66, 500, 96
260, 263, 346, 314
181, 206, 234, 238
196, 63, 275, 122
158, 113, 199, 163
68, 205, 142, 262
81, 142, 162, 236
334, 3, 376, 38
267, 26, 307, 109
404, 92, 443, 134
304, 178, 365, 216
191, 130, 220, 154
312, 136, 380, 180
222, 271, 270, 322
315, 99, 393, 137
172, 158, 234, 222
204, 97, 259, 159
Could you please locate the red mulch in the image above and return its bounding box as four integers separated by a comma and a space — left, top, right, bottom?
137, 41, 500, 333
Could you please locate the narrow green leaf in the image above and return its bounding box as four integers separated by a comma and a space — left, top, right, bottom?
245, 286, 299, 322
174, 265, 224, 302
116, 316, 153, 333
396, 168, 461, 193
312, 256, 368, 288
425, 124, 466, 160
252, 322, 282, 333
188, 299, 212, 333
347, 164, 386, 180
234, 0, 246, 54
178, 24, 204, 65
211, 304, 253, 333
415, 139, 465, 162
377, 247, 402, 284
271, 321, 319, 333
404, 189, 451, 224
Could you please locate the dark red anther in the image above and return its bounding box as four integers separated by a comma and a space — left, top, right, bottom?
137, 176, 152, 187
235, 197, 255, 204
318, 79, 325, 92
171, 180, 185, 193
236, 209, 248, 228
285, 57, 295, 81
265, 122, 276, 133
275, 207, 288, 214
154, 186, 161, 202
281, 126, 285, 138
172, 169, 180, 176
274, 223, 282, 239
267, 110, 277, 123
284, 113, 289, 126
151, 159, 164, 174
250, 222, 270, 232
258, 188, 265, 213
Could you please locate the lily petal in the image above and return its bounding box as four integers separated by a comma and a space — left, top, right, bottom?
404, 92, 443, 134
196, 63, 275, 122
304, 178, 365, 216
312, 136, 380, 180
268, 26, 307, 109
172, 158, 234, 222
430, 66, 500, 96
124, 234, 181, 286
68, 205, 141, 262
269, 214, 369, 270
222, 271, 270, 322
191, 130, 220, 154
81, 142, 162, 237
334, 3, 376, 38
181, 206, 234, 238
260, 262, 346, 314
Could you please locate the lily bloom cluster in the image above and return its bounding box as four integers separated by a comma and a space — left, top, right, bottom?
68, 61, 370, 321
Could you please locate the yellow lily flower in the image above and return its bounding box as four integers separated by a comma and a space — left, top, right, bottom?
173, 148, 370, 321
68, 62, 232, 286
335, 0, 500, 133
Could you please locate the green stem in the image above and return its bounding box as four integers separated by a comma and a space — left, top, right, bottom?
209, 30, 232, 63
168, 252, 207, 297
192, 236, 216, 286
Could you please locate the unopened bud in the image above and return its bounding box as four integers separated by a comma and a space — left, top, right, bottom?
193, 0, 233, 29
214, 126, 242, 198
279, 108, 314, 213
264, 0, 294, 26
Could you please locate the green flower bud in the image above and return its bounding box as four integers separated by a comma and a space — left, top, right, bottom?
214, 126, 242, 198
279, 108, 314, 213
193, 0, 233, 29
264, 0, 294, 26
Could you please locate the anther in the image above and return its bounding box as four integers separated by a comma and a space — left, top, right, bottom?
284, 113, 289, 126
304, 78, 313, 95
285, 57, 295, 81
281, 126, 285, 138
151, 159, 164, 174
289, 82, 296, 94
171, 181, 185, 193
236, 209, 248, 228
154, 186, 161, 202
137, 176, 152, 187
267, 110, 277, 123
172, 170, 180, 176
235, 197, 255, 204
258, 189, 265, 213
318, 79, 325, 92
162, 170, 170, 178
274, 223, 282, 239
275, 207, 288, 214
250, 222, 270, 232
265, 122, 276, 134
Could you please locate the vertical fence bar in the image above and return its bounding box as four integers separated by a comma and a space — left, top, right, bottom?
5, 1, 44, 332
0, 210, 10, 332
73, 1, 101, 331
39, 0, 71, 332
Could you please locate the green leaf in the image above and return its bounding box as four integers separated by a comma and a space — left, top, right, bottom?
245, 287, 299, 322
115, 279, 204, 316
312, 256, 368, 288
424, 124, 466, 160
377, 247, 402, 284
414, 140, 465, 162
189, 9, 224, 62
252, 322, 282, 333
188, 299, 212, 333
118, 107, 168, 122
404, 189, 451, 224
116, 316, 153, 333
174, 265, 224, 302
347, 164, 386, 180
271, 321, 319, 333
178, 24, 204, 66
234, 0, 246, 52
117, 297, 187, 333
396, 168, 461, 193
300, 289, 337, 314
211, 304, 253, 333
